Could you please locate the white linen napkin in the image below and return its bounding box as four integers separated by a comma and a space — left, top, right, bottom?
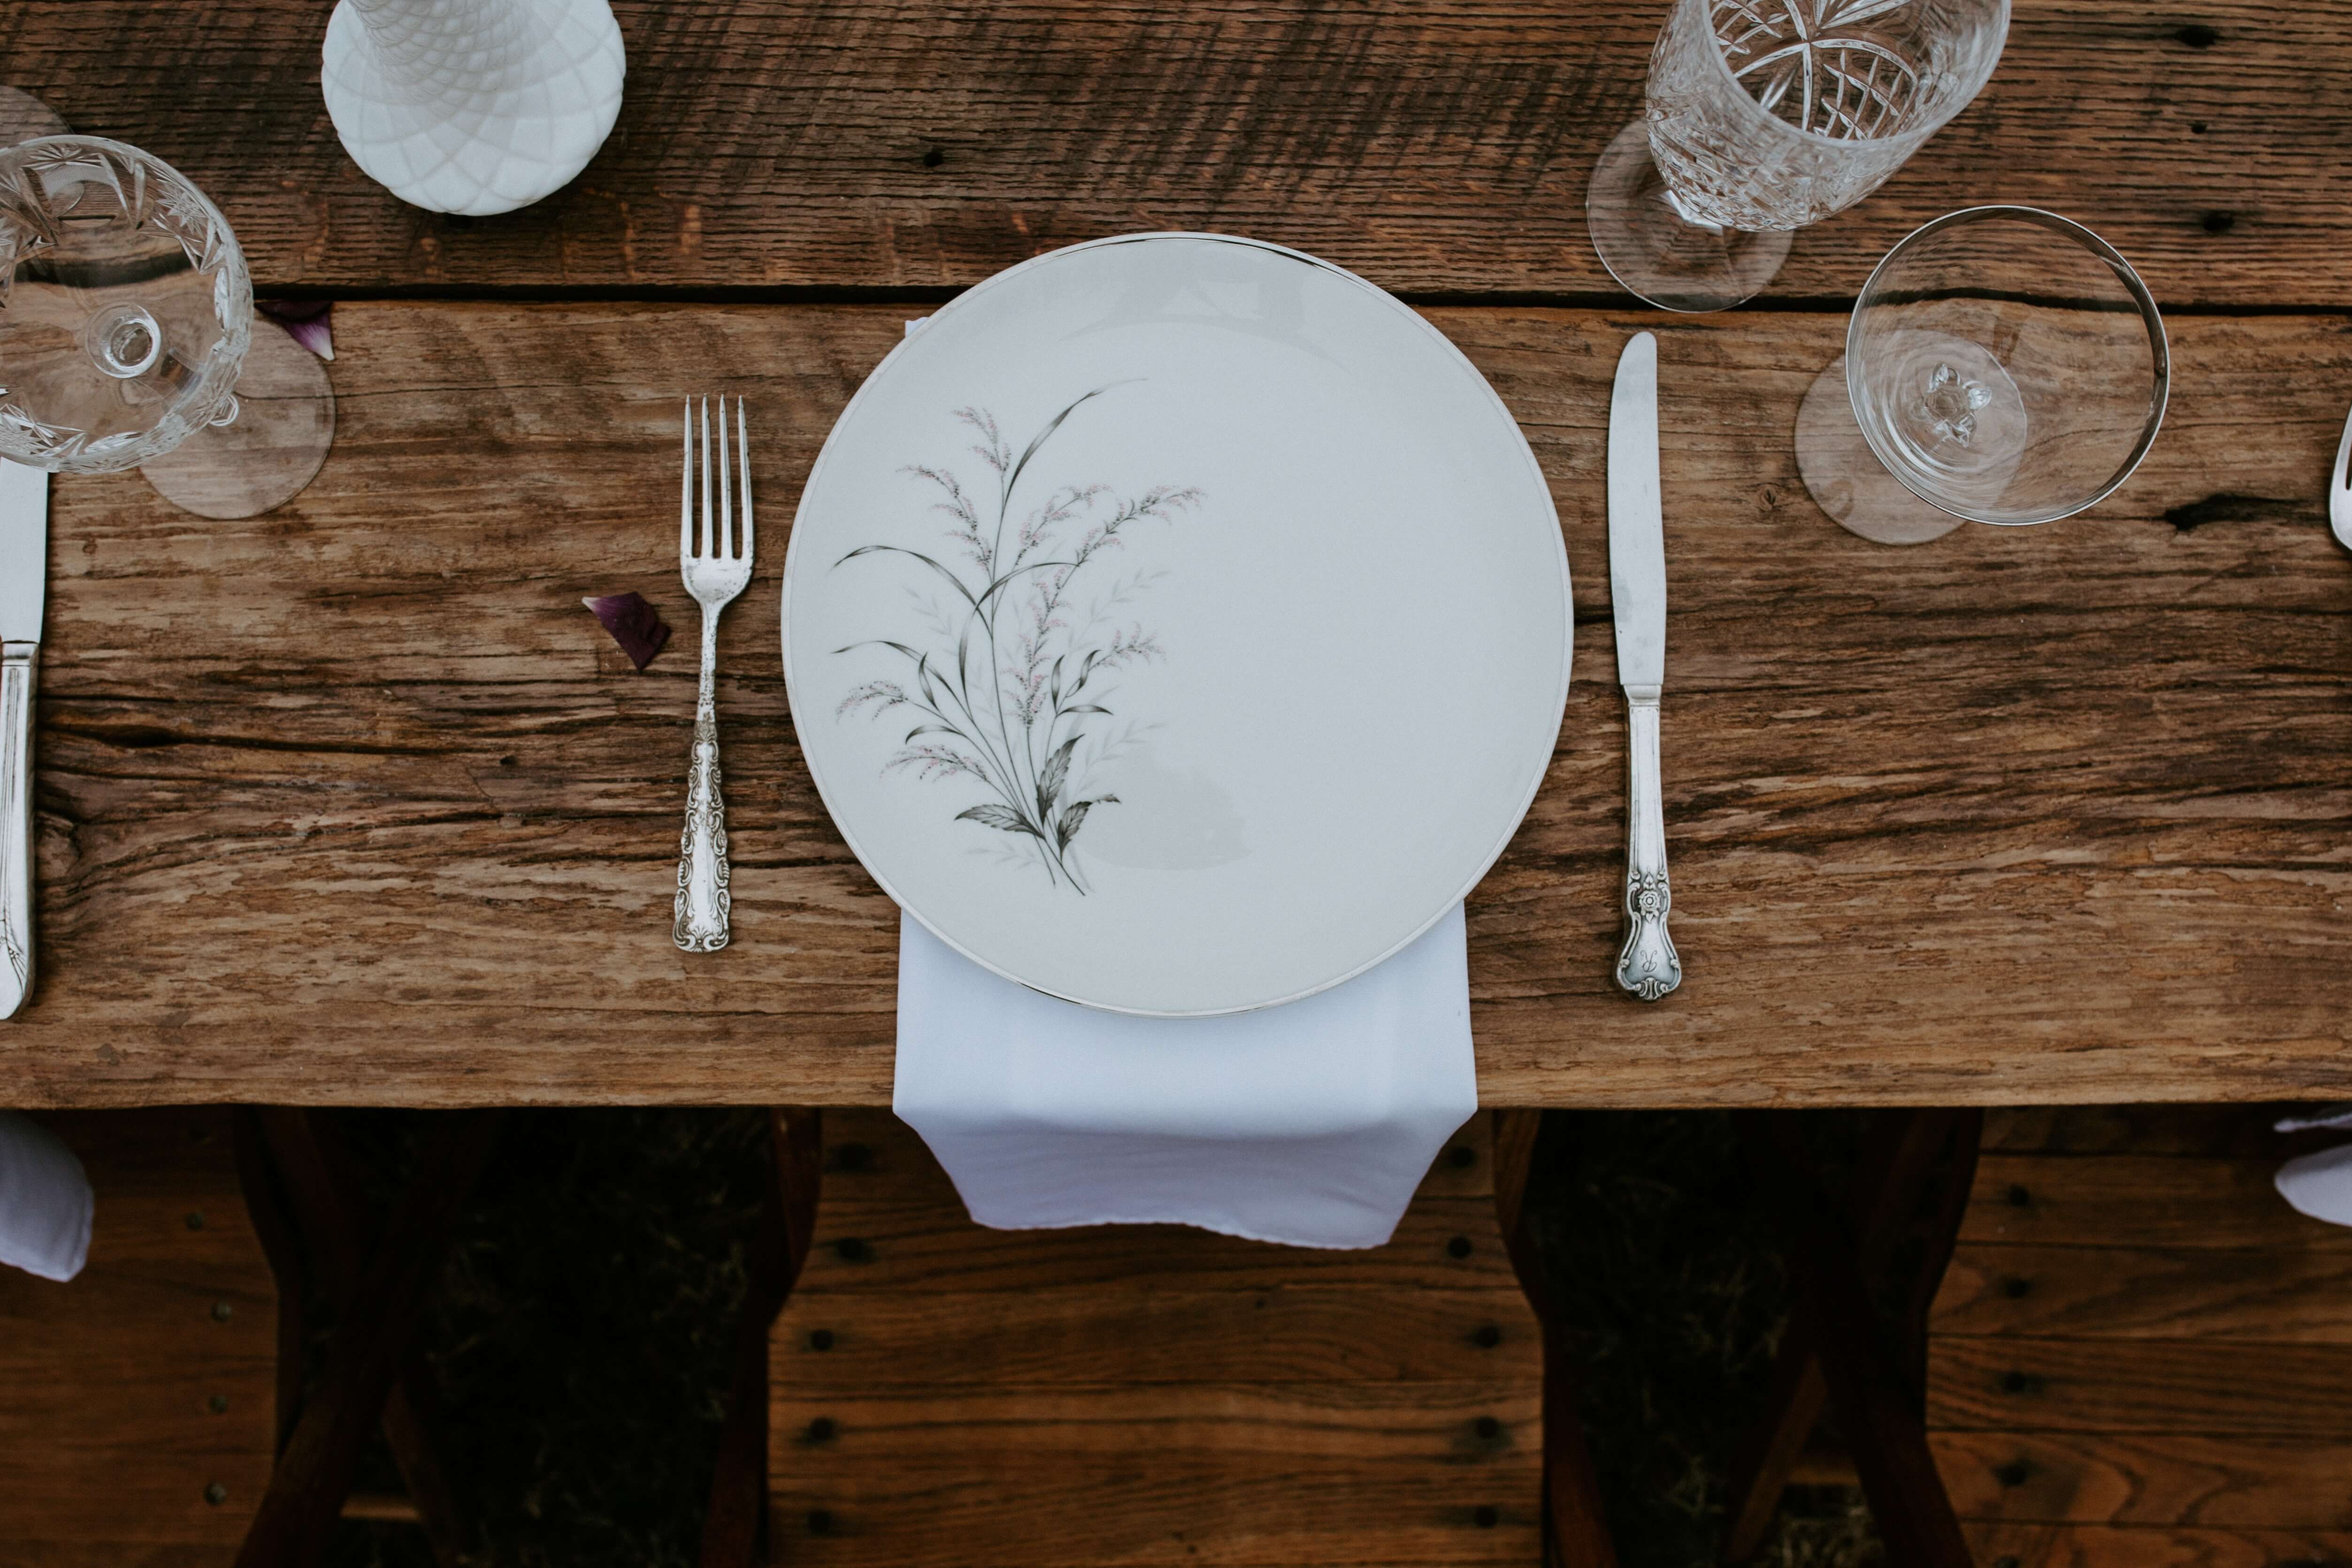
893, 904, 1478, 1250
0, 1110, 92, 1281
2276, 1145, 2352, 1228
2272, 1109, 2352, 1228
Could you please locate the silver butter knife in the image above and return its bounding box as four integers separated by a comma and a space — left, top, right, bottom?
0, 458, 46, 1019
1608, 332, 1681, 1001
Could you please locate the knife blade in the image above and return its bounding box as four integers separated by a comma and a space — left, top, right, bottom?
1607, 333, 1681, 1001
0, 457, 47, 1020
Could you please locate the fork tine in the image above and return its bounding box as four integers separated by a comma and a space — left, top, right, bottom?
717, 394, 733, 560
680, 399, 693, 564
736, 398, 753, 564
699, 397, 713, 559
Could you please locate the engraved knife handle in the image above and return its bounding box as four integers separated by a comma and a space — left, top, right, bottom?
0, 640, 36, 1019
674, 616, 732, 952
1616, 685, 1681, 1002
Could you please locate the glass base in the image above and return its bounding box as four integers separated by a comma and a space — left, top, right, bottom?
1795, 357, 1965, 546
1586, 120, 1793, 313
0, 88, 67, 146
140, 322, 335, 519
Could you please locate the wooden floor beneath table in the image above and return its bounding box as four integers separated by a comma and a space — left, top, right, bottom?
1930, 1105, 2352, 1567
767, 1109, 1543, 1566
0, 1109, 276, 1565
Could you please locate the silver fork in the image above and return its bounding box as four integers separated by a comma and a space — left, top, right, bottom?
675, 396, 753, 952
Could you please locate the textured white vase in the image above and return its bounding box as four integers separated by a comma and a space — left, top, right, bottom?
322, 0, 625, 217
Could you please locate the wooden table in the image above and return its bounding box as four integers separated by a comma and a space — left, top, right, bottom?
3, 0, 2347, 1109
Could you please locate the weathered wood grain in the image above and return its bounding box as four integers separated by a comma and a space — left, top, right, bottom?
4, 300, 2349, 1108
1936, 1243, 2352, 1341
1934, 1431, 2352, 1530
0, 1, 2338, 307
767, 1108, 1544, 1566
800, 1201, 1520, 1293
1931, 1333, 2352, 1439
1931, 1109, 2352, 1565
1981, 1103, 2342, 1158
1964, 1522, 2352, 1568
0, 1109, 276, 1558
776, 1285, 1539, 1385
1960, 1158, 2352, 1251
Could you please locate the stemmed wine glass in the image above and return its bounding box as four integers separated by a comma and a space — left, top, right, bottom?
1796, 206, 2169, 544
1589, 0, 2010, 313
0, 131, 333, 518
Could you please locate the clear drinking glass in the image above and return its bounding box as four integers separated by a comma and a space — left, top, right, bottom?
0, 134, 333, 518
1796, 207, 2169, 544
1589, 0, 2011, 312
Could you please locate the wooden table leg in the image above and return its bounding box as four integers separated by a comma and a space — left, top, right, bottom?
1720, 1109, 1964, 1560
1721, 1111, 1977, 1568
233, 1110, 501, 1568
1494, 1109, 1619, 1568
698, 1108, 822, 1568
248, 1108, 477, 1566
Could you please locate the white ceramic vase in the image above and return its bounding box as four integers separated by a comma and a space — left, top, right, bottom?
322, 0, 625, 217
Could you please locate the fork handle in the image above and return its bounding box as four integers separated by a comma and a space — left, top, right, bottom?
674, 608, 731, 953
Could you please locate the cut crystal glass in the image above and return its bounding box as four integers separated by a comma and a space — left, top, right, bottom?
0, 133, 330, 518
1589, 0, 2010, 311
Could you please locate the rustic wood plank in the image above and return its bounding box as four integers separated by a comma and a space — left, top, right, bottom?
0, 1109, 276, 1557
1934, 1431, 2352, 1531
1, 1, 2340, 307
770, 1385, 1543, 1567
3, 301, 2349, 1108
1963, 1522, 2352, 1568
780, 1285, 1538, 1384
769, 1108, 1546, 1566
1936, 1243, 2352, 1342
798, 1199, 1523, 1293
1929, 1335, 2352, 1438
1961, 1158, 2352, 1252
1931, 1107, 2352, 1566
1981, 1104, 2341, 1158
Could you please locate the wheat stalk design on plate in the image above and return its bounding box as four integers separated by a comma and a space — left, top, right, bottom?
833, 387, 1201, 894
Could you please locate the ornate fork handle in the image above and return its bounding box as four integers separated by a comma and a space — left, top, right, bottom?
674, 608, 731, 952
1615, 686, 1682, 1002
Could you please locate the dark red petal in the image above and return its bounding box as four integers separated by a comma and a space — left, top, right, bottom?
582, 592, 671, 670
256, 299, 334, 360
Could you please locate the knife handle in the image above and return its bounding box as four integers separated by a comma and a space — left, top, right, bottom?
0, 640, 35, 1019
1616, 685, 1682, 1002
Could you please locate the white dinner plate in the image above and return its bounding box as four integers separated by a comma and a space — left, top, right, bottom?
782, 233, 1570, 1016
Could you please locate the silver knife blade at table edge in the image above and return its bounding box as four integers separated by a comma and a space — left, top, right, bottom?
1608, 331, 1665, 691
0, 459, 45, 643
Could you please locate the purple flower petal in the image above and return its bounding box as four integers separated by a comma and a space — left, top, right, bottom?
257, 299, 334, 361
582, 592, 671, 670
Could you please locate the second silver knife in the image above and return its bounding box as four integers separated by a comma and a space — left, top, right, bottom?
1607, 332, 1681, 1001
0, 456, 48, 1020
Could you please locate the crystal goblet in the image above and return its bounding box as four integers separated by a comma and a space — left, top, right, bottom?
0, 134, 332, 519
1589, 0, 2010, 313
1796, 206, 2169, 544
